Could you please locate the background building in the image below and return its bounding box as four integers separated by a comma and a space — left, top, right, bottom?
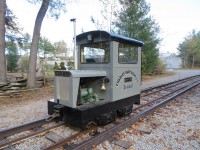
160, 52, 182, 69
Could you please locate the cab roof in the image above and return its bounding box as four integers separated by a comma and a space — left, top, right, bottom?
76, 30, 144, 47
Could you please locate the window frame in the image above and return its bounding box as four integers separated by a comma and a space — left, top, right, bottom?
80, 42, 110, 64
118, 43, 138, 64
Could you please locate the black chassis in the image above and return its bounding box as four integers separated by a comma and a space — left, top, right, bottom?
48, 94, 140, 129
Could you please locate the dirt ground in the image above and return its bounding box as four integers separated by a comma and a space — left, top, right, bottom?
0, 86, 54, 110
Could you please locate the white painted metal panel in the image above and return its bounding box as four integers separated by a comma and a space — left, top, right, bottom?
70, 70, 107, 77
112, 68, 140, 101
54, 76, 80, 108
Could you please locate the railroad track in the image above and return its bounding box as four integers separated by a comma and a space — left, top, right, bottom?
0, 118, 47, 139
0, 118, 65, 149
1, 75, 200, 149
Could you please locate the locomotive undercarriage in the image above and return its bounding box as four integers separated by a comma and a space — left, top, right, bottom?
48, 94, 140, 129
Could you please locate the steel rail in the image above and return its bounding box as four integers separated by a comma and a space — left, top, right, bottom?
0, 122, 65, 149
0, 118, 47, 139
141, 77, 191, 97
44, 126, 99, 150
137, 78, 200, 111
71, 82, 200, 150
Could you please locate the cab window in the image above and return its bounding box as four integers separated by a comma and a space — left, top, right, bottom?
80, 42, 109, 63
118, 43, 138, 64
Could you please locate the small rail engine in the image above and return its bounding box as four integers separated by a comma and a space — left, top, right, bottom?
48, 30, 144, 129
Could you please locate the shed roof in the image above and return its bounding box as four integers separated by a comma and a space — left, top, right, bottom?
76, 30, 144, 47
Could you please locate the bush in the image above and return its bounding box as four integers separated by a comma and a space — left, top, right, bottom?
53, 62, 59, 70
53, 62, 67, 70
67, 60, 74, 70
153, 59, 166, 74
60, 62, 66, 70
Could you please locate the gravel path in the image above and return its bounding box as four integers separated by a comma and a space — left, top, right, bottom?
0, 88, 52, 129
142, 69, 200, 89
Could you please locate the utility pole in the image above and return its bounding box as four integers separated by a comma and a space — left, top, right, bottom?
70, 18, 77, 70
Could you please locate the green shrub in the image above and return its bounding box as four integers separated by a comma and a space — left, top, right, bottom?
153, 59, 166, 74
60, 62, 66, 70
53, 62, 59, 70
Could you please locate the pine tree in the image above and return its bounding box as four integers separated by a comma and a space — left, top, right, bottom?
6, 41, 19, 72
178, 30, 200, 68
114, 0, 161, 74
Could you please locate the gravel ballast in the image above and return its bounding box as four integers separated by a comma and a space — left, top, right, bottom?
0, 70, 200, 149
97, 86, 200, 149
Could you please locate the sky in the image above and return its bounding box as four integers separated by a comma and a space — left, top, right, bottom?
7, 0, 200, 54
146, 0, 200, 54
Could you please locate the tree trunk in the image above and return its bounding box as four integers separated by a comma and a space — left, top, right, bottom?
184, 55, 187, 68
192, 54, 195, 68
183, 56, 186, 68
185, 53, 188, 68
0, 0, 7, 83
27, 0, 50, 88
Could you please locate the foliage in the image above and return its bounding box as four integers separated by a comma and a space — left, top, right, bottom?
67, 59, 74, 70
39, 36, 55, 58
16, 33, 31, 72
17, 54, 29, 72
178, 30, 200, 68
91, 0, 119, 32
5, 7, 21, 34
6, 41, 19, 72
20, 33, 32, 52
114, 0, 161, 74
43, 60, 54, 78
53, 61, 67, 70
60, 62, 66, 70
53, 40, 69, 59
153, 59, 166, 74
53, 62, 59, 70
27, 0, 67, 19
141, 51, 146, 73
5, 6, 24, 48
